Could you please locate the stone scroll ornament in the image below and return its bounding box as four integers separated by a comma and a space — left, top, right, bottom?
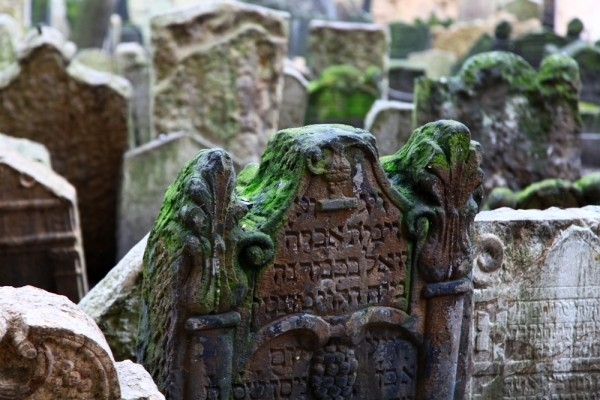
138, 121, 483, 400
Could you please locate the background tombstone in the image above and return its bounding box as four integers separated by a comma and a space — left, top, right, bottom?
0, 285, 121, 399
563, 43, 600, 105
415, 51, 582, 194
469, 206, 600, 399
388, 21, 430, 59
0, 146, 87, 301
308, 19, 389, 94
117, 132, 241, 259
502, 0, 542, 21
0, 13, 17, 70
364, 100, 414, 155
406, 48, 457, 78
138, 121, 483, 399
510, 30, 569, 68
387, 60, 425, 102
278, 63, 308, 130
116, 41, 152, 147
0, 27, 131, 285
0, 0, 25, 34
150, 0, 288, 166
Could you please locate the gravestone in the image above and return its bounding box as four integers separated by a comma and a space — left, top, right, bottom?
0, 285, 121, 399
0, 14, 17, 70
387, 60, 425, 102
563, 43, 600, 105
0, 27, 131, 285
308, 19, 389, 95
72, 48, 117, 73
364, 100, 414, 156
151, 0, 288, 165
0, 0, 25, 34
469, 206, 600, 399
278, 64, 308, 130
388, 21, 430, 59
0, 132, 51, 166
0, 146, 87, 302
138, 121, 484, 399
116, 42, 152, 147
510, 31, 569, 68
117, 132, 235, 259
407, 49, 457, 79
502, 0, 541, 22
415, 51, 581, 194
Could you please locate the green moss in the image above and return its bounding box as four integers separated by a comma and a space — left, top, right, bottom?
483, 187, 517, 210
457, 51, 536, 91
516, 178, 582, 209
537, 53, 581, 104
575, 172, 600, 205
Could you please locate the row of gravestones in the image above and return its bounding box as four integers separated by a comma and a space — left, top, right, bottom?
0, 1, 392, 301
74, 121, 600, 400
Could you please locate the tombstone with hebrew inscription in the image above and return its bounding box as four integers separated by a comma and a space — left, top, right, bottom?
138, 122, 484, 399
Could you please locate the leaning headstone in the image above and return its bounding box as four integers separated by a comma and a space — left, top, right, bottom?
80, 234, 148, 362
0, 146, 88, 302
138, 121, 483, 399
415, 51, 581, 194
308, 19, 389, 94
0, 27, 131, 285
0, 285, 121, 399
0, 131, 51, 165
151, 0, 288, 165
388, 21, 430, 59
510, 30, 569, 68
278, 64, 309, 130
116, 42, 152, 147
364, 100, 414, 155
469, 206, 600, 399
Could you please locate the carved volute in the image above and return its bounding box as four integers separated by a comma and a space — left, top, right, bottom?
139, 122, 483, 400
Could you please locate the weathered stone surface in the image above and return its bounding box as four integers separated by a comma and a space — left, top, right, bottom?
150, 0, 288, 165
116, 42, 152, 147
0, 285, 120, 399
139, 121, 483, 399
79, 234, 148, 362
0, 27, 131, 285
0, 146, 87, 302
0, 0, 25, 34
278, 63, 308, 130
469, 206, 600, 399
415, 51, 582, 194
72, 48, 117, 74
582, 133, 600, 169
117, 132, 239, 259
0, 132, 51, 166
0, 13, 17, 70
364, 100, 414, 155
116, 360, 166, 400
308, 19, 389, 95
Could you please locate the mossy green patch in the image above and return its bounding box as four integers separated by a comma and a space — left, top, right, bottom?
516, 178, 582, 209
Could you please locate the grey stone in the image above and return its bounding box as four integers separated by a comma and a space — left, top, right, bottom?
278, 64, 308, 129
0, 27, 131, 285
150, 0, 288, 165
581, 133, 600, 168
79, 234, 148, 362
0, 131, 51, 166
0, 146, 88, 302
0, 285, 121, 399
364, 100, 414, 155
469, 206, 600, 399
116, 360, 165, 400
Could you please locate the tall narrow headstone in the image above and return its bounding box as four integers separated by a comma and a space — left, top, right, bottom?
0, 27, 131, 284
415, 51, 581, 194
470, 206, 600, 399
308, 19, 389, 95
278, 64, 308, 130
138, 121, 483, 399
364, 100, 414, 156
0, 146, 87, 302
150, 0, 288, 165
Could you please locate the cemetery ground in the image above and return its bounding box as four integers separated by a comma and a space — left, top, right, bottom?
2, 0, 600, 399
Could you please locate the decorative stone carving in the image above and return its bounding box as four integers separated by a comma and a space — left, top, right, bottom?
469, 206, 600, 399
138, 121, 483, 399
0, 146, 87, 302
0, 27, 131, 284
0, 285, 121, 399
150, 0, 288, 165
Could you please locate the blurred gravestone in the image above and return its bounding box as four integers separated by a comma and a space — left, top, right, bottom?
502, 0, 541, 21
510, 31, 568, 68
151, 0, 288, 165
470, 207, 600, 399
0, 28, 131, 285
138, 122, 483, 399
278, 64, 309, 130
364, 100, 414, 155
116, 42, 152, 147
0, 146, 87, 302
388, 60, 425, 102
407, 49, 456, 78
0, 0, 25, 34
0, 14, 17, 70
388, 21, 430, 59
415, 51, 581, 193
563, 43, 600, 105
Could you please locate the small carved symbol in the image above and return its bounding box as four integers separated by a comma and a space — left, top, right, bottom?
475, 234, 504, 273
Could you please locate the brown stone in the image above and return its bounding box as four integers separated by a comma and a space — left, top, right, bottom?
0, 27, 131, 284
0, 146, 87, 302
0, 285, 120, 399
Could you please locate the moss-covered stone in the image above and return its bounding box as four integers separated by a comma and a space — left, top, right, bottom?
484, 187, 517, 210
415, 51, 582, 197
575, 172, 600, 205
516, 179, 582, 209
